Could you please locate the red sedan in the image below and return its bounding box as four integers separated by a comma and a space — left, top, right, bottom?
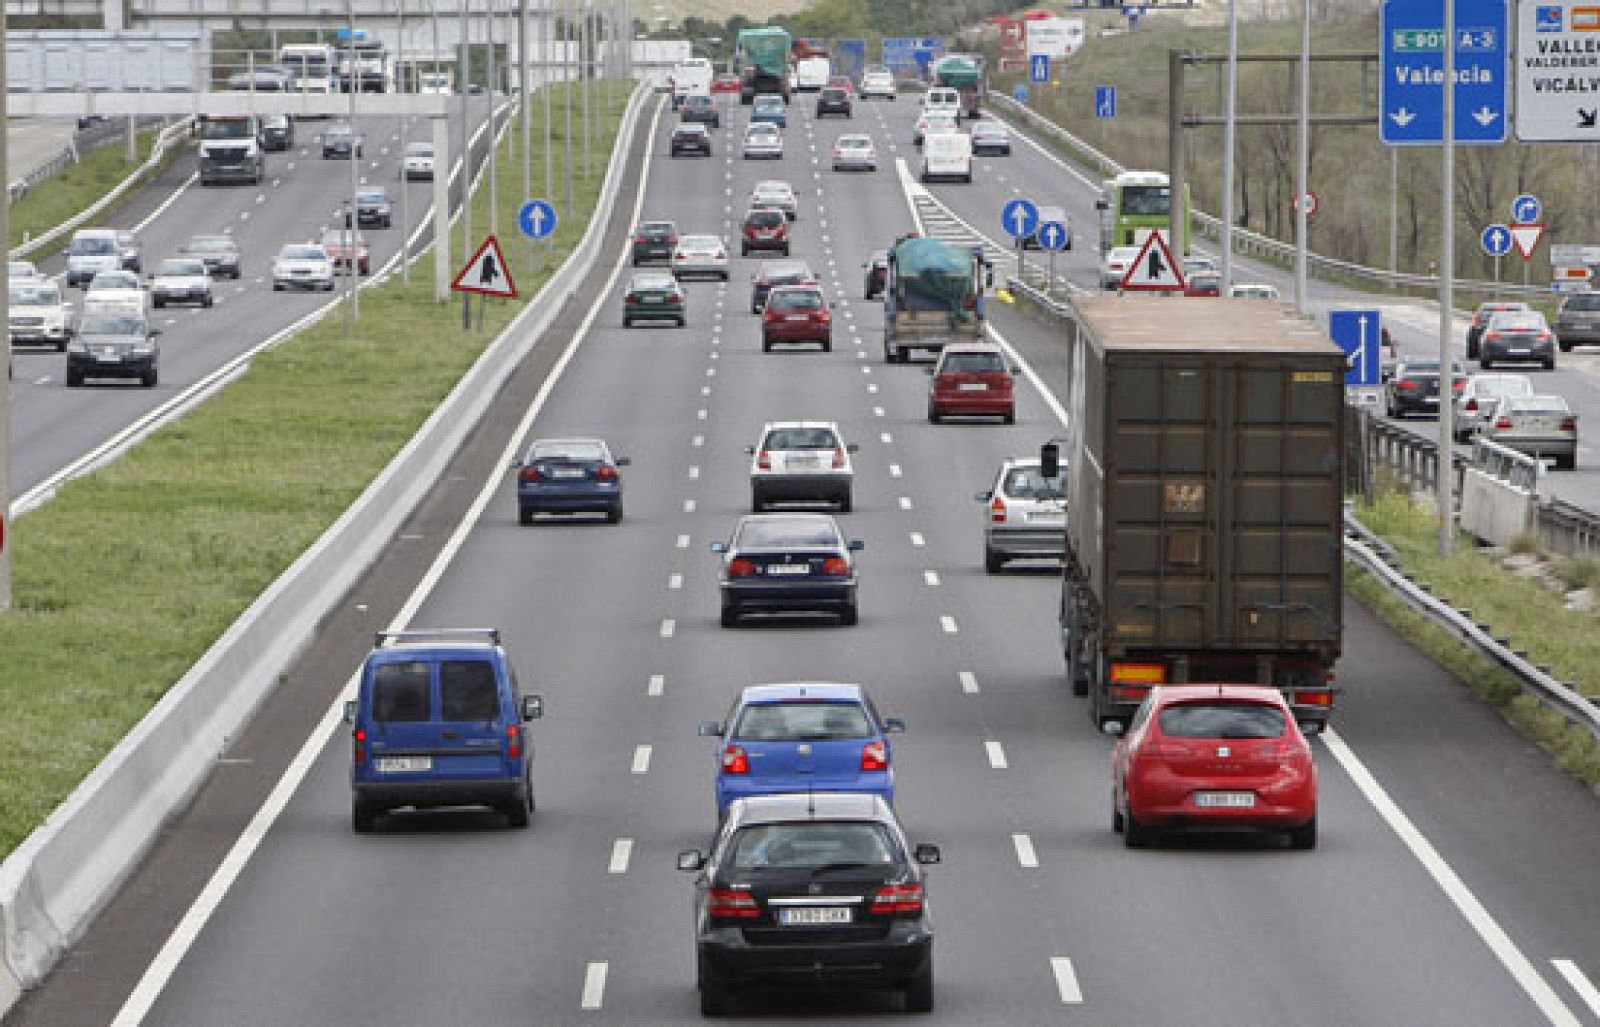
828, 74, 856, 94
761, 285, 832, 352
1111, 685, 1318, 849
711, 72, 741, 94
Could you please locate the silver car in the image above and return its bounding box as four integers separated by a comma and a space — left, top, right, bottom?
1453, 372, 1534, 442
748, 421, 858, 513
977, 458, 1066, 573
1100, 246, 1141, 290
670, 234, 730, 281
750, 180, 798, 221
1481, 394, 1577, 469
1555, 292, 1600, 351
742, 124, 784, 161
150, 257, 214, 308
831, 134, 878, 172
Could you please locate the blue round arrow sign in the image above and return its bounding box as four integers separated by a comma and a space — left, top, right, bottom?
1036, 220, 1069, 251
1480, 223, 1511, 258
519, 199, 557, 240
1001, 198, 1040, 240
1512, 194, 1540, 225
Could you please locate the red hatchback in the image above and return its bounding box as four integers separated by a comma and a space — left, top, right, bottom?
927, 344, 1014, 423
1112, 685, 1318, 850
761, 285, 832, 352
741, 208, 790, 257
711, 72, 742, 94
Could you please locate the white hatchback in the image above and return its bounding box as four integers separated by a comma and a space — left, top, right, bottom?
747, 421, 859, 513
1100, 246, 1142, 290
976, 458, 1066, 573
832, 134, 878, 172
742, 124, 784, 161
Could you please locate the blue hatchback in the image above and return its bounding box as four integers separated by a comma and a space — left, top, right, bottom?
699, 683, 904, 816
751, 95, 788, 129
515, 436, 629, 524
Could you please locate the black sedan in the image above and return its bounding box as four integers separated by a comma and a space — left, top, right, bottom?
67, 312, 161, 388
321, 124, 362, 159
678, 792, 940, 1015
1385, 359, 1467, 419
623, 271, 687, 327
711, 513, 861, 627
631, 220, 679, 266
179, 234, 242, 279
350, 187, 394, 229
515, 437, 629, 524
671, 123, 713, 158
862, 250, 888, 299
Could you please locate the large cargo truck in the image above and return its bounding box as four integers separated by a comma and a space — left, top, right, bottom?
881, 236, 991, 363
1052, 297, 1344, 730
737, 26, 793, 104
197, 114, 265, 185
933, 54, 985, 120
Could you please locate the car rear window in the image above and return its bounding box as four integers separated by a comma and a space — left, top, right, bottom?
1478, 377, 1534, 398
747, 211, 784, 228
737, 519, 839, 548
372, 662, 432, 722
769, 290, 821, 311
1158, 702, 1285, 739
530, 440, 606, 461
727, 822, 896, 870
1509, 397, 1570, 414
1002, 466, 1064, 499
440, 660, 499, 721
640, 222, 674, 235
940, 352, 1004, 373
1492, 314, 1543, 330
765, 427, 837, 450
734, 701, 872, 741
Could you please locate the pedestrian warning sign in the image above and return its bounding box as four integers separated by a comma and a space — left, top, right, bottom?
1119, 231, 1186, 292
451, 235, 519, 298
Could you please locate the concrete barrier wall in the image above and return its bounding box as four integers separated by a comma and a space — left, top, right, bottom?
0, 82, 651, 1015
1460, 468, 1537, 547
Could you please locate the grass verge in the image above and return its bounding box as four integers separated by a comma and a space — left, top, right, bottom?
8, 128, 169, 249
0, 83, 634, 859
1349, 488, 1600, 787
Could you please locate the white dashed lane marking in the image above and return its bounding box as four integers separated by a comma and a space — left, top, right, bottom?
959, 671, 980, 694
581, 962, 608, 1010
941, 615, 958, 634
675, 534, 690, 549
1051, 957, 1084, 1004
647, 674, 665, 696
609, 838, 634, 874
631, 745, 653, 774
660, 619, 676, 639
924, 571, 940, 587
985, 740, 1009, 770
910, 532, 926, 547
1012, 833, 1040, 869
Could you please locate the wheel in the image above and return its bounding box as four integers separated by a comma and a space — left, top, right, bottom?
781, 245, 791, 256
699, 963, 730, 1015
1123, 805, 1152, 849
762, 339, 772, 353
677, 317, 686, 328
1480, 356, 1492, 370
720, 605, 740, 628
141, 368, 158, 388
519, 506, 535, 525
1557, 452, 1576, 470
607, 504, 623, 524
840, 602, 859, 626
822, 339, 832, 353
1002, 410, 1016, 425
66, 367, 83, 388
720, 272, 729, 282
352, 799, 378, 833
1543, 357, 1556, 370
985, 547, 1004, 574
203, 295, 214, 308
1559, 340, 1573, 353
623, 317, 632, 328
1467, 339, 1479, 359
153, 297, 165, 309
1112, 793, 1125, 834
1287, 815, 1317, 850
838, 492, 852, 513
505, 790, 531, 828
903, 964, 934, 1013
928, 406, 941, 424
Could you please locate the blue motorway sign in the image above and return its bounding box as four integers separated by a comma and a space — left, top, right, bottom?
1330, 310, 1382, 387
1095, 85, 1116, 119
1030, 54, 1050, 83
835, 39, 868, 80
1001, 198, 1040, 240
518, 199, 557, 240
1512, 193, 1541, 224
1481, 222, 1512, 257
1380, 0, 1509, 145
882, 37, 942, 75
1036, 221, 1069, 251
1013, 84, 1030, 104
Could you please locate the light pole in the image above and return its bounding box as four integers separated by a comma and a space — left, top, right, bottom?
399, 0, 412, 286
1219, 0, 1238, 294
1, 0, 13, 609
346, 0, 360, 329
1438, 0, 1457, 557
488, 0, 499, 238
1293, 0, 1309, 314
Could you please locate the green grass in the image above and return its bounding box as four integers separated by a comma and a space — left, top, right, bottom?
0, 83, 633, 859
7, 129, 170, 250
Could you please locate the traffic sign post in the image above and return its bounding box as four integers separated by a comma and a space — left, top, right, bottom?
1482, 222, 1511, 295
1380, 0, 1509, 146
1119, 231, 1186, 292
1037, 220, 1068, 296
1002, 198, 1040, 283
1330, 309, 1383, 387
1515, 1, 1600, 142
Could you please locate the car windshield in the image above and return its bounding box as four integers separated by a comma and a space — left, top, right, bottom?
405, 142, 433, 157
10, 284, 60, 305
726, 822, 896, 870
764, 427, 838, 451
357, 190, 387, 204
1158, 702, 1286, 739
529, 440, 607, 462
327, 125, 353, 138
79, 315, 145, 335
640, 222, 675, 235
939, 351, 1004, 373
1491, 314, 1544, 330
1476, 377, 1535, 398
158, 260, 206, 276
1003, 466, 1064, 499
747, 211, 784, 228
839, 137, 870, 149
767, 264, 812, 283
769, 290, 822, 311
736, 518, 840, 548
734, 701, 873, 741
69, 237, 118, 256
281, 246, 326, 261
746, 125, 779, 138
90, 273, 138, 290
680, 235, 720, 250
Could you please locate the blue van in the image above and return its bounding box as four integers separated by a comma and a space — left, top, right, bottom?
345, 629, 544, 832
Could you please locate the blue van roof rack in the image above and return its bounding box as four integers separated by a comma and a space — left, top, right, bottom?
375, 628, 501, 647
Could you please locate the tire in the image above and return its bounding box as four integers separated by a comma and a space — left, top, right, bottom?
822, 339, 832, 353
607, 504, 623, 524
740, 244, 748, 257
1287, 815, 1317, 850
66, 367, 83, 388
1557, 452, 1577, 470
840, 602, 859, 627
762, 339, 772, 353
720, 605, 740, 628
519, 506, 535, 525
1002, 410, 1016, 425
699, 968, 730, 1016
142, 368, 158, 388
505, 789, 532, 829
903, 964, 934, 1013
1543, 357, 1556, 371
751, 490, 766, 513
677, 317, 686, 328
203, 295, 214, 308
1112, 793, 1125, 834
1123, 805, 1152, 849
985, 547, 1004, 574
1480, 356, 1493, 370
623, 317, 632, 328
928, 406, 941, 424
1559, 340, 1573, 353
1467, 338, 1479, 359
352, 799, 378, 833
153, 298, 165, 309
838, 492, 853, 514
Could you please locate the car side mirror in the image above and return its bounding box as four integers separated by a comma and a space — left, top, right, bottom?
743, 445, 756, 454
342, 700, 357, 724
1040, 442, 1060, 481
709, 540, 729, 554
698, 721, 724, 737
1010, 364, 1022, 375
913, 843, 941, 865
615, 457, 632, 467
975, 491, 991, 502
848, 539, 864, 552
884, 717, 906, 734
522, 695, 544, 721
1101, 721, 1125, 737
677, 849, 707, 872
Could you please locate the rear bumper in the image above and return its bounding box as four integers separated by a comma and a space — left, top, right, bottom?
1481, 340, 1554, 362
1556, 325, 1600, 345
352, 776, 525, 808
985, 526, 1065, 558
931, 391, 1013, 416
764, 324, 831, 344
752, 473, 852, 500
519, 484, 622, 512
1489, 436, 1576, 459
68, 353, 155, 379
721, 579, 856, 613
699, 928, 931, 988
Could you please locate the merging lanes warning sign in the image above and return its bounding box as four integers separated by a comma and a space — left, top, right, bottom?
1119, 231, 1186, 292
451, 235, 519, 298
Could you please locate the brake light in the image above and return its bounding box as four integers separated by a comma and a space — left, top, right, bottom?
507, 723, 521, 760
624, 292, 639, 304
832, 446, 847, 469
353, 727, 367, 764
708, 888, 760, 919
757, 450, 772, 470
666, 234, 679, 246
990, 496, 1007, 523
1539, 330, 1552, 341
1465, 398, 1478, 411
669, 292, 684, 304
714, 250, 726, 260
1397, 378, 1418, 391
821, 557, 850, 576
519, 465, 541, 483
721, 745, 750, 773
674, 252, 687, 260
871, 883, 924, 915
1495, 417, 1513, 430
861, 740, 888, 771
596, 464, 618, 482
728, 558, 758, 578
1485, 330, 1500, 341
1294, 689, 1335, 708
1452, 379, 1466, 392
1560, 417, 1577, 432
632, 234, 646, 244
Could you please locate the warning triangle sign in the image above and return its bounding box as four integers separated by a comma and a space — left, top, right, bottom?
1119, 231, 1186, 292
451, 234, 519, 298
1509, 223, 1544, 262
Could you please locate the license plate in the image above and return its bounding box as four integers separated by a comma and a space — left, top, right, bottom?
778, 907, 852, 925
1508, 348, 1529, 355
551, 467, 586, 479
786, 314, 809, 321
377, 756, 433, 773
98, 351, 121, 362
766, 563, 811, 575
1194, 791, 1256, 808
958, 382, 989, 392
787, 457, 822, 469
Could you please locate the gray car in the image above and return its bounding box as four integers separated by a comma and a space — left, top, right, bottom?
1555, 292, 1600, 351
1481, 394, 1578, 469
1453, 373, 1534, 442
1479, 310, 1556, 370
977, 458, 1066, 573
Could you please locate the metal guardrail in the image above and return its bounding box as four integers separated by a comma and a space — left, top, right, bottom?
1540, 499, 1600, 558
988, 93, 1550, 301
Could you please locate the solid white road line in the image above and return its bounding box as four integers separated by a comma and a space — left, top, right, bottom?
647, 674, 665, 696
659, 619, 675, 639
631, 745, 653, 775
1012, 833, 1039, 868
1050, 956, 1084, 1003
581, 962, 608, 1010
1322, 729, 1579, 1025
958, 671, 980, 694
1552, 960, 1600, 1018
940, 615, 958, 634
609, 838, 634, 874
985, 740, 1009, 770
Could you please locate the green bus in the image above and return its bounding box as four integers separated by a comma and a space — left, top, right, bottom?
1097, 171, 1192, 256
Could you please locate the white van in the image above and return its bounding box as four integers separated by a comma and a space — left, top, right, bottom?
670, 57, 713, 108
920, 131, 972, 184
65, 228, 124, 288
923, 87, 962, 119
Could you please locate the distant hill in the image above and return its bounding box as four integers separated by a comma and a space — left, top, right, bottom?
649, 0, 810, 26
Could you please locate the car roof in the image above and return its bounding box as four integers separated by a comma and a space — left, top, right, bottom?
762, 419, 838, 431
728, 792, 892, 827
1152, 684, 1289, 705
739, 682, 866, 704
940, 342, 1002, 355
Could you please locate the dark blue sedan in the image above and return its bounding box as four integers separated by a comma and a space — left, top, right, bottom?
710, 513, 860, 626
515, 437, 629, 524
699, 683, 904, 816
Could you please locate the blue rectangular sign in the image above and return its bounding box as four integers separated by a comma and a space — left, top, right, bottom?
1380, 0, 1509, 145
1330, 310, 1383, 387
835, 39, 868, 80
882, 36, 942, 75
1095, 85, 1116, 119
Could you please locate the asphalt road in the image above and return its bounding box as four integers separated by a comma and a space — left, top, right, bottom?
7, 107, 499, 497
13, 93, 1600, 1026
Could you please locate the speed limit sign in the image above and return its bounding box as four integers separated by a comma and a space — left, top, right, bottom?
1292, 190, 1321, 220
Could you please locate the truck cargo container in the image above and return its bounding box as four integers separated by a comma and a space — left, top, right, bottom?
882, 236, 990, 363
1051, 297, 1344, 730
933, 54, 985, 120
737, 26, 792, 104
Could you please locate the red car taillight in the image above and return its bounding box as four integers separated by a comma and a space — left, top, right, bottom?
871, 883, 923, 916
728, 558, 758, 578
861, 740, 888, 771
832, 446, 847, 469
708, 888, 760, 919
666, 234, 679, 246
1539, 330, 1552, 341
721, 745, 750, 773
352, 727, 367, 764
1452, 379, 1466, 392
669, 292, 684, 304
1485, 331, 1500, 341
1495, 417, 1514, 430
1560, 417, 1577, 432
624, 292, 639, 304
507, 724, 521, 760
596, 465, 618, 482
714, 250, 726, 260
632, 234, 646, 244
821, 557, 850, 577
990, 496, 1007, 523
757, 450, 772, 470
1464, 398, 1478, 411
674, 252, 687, 261
1397, 378, 1419, 391
519, 465, 541, 483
